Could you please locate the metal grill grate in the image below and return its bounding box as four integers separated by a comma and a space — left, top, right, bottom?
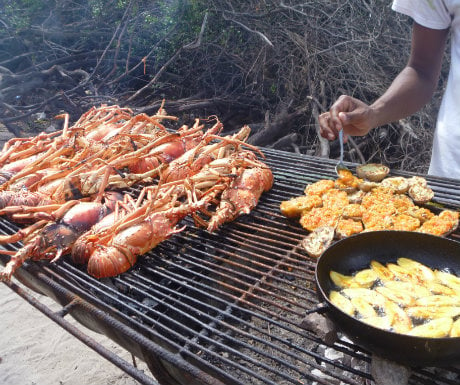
2, 149, 460, 385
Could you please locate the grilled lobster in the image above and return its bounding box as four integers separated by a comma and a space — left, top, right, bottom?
0, 191, 123, 281
72, 194, 208, 278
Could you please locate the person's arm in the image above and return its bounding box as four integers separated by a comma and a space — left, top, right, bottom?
319, 22, 449, 140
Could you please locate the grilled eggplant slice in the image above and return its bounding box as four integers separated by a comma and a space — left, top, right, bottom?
408, 184, 434, 204
407, 176, 428, 187
381, 176, 410, 194
356, 163, 390, 182
300, 226, 335, 258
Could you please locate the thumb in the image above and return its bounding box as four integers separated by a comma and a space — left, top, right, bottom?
338, 111, 352, 125
338, 110, 370, 137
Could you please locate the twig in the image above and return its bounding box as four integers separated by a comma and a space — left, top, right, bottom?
90, 0, 133, 83
126, 12, 209, 103
184, 12, 208, 49
222, 12, 273, 47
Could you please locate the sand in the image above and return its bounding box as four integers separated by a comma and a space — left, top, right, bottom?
0, 282, 152, 385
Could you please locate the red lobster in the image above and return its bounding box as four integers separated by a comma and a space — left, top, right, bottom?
0, 104, 177, 211
0, 191, 123, 281
206, 161, 273, 232
71, 187, 208, 278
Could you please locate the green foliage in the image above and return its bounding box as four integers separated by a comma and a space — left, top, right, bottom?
0, 0, 209, 69
3, 0, 52, 29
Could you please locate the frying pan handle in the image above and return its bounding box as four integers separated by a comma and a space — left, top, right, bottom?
305, 302, 328, 315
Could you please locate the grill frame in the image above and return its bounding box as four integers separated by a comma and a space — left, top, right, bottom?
2, 148, 460, 385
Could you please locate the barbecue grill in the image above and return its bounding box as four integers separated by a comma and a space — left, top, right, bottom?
2, 149, 460, 385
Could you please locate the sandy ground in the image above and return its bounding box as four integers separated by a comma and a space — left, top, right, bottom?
0, 282, 153, 385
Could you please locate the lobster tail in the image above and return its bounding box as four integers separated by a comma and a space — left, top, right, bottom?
0, 191, 50, 211
207, 166, 273, 232
87, 246, 137, 278
71, 234, 95, 264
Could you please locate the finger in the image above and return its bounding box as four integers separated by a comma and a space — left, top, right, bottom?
330, 109, 345, 135
318, 113, 336, 140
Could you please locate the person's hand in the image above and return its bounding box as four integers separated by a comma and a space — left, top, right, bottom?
318, 95, 375, 141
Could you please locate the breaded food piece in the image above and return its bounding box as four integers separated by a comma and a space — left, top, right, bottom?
335, 218, 364, 238
280, 195, 322, 218
392, 214, 421, 231
391, 194, 415, 214
418, 210, 459, 236
439, 209, 459, 225
356, 163, 389, 182
406, 206, 435, 223
335, 169, 361, 193
363, 203, 397, 220
300, 207, 341, 232
361, 187, 395, 209
342, 203, 364, 220
362, 210, 395, 231
407, 176, 428, 187
347, 189, 365, 204
304, 179, 335, 196
321, 189, 349, 211
358, 180, 380, 192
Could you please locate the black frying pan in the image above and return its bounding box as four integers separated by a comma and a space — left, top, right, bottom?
315, 230, 460, 367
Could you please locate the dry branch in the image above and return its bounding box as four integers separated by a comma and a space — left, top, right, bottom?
0, 0, 446, 174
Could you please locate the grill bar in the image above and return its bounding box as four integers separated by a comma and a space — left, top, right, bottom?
2, 148, 460, 385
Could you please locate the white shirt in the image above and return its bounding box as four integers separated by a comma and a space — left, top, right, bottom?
392, 0, 460, 179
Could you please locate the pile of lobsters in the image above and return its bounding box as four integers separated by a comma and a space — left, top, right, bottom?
0, 104, 273, 279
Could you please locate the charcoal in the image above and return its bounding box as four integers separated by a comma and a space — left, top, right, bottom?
371, 355, 411, 385
299, 313, 337, 345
